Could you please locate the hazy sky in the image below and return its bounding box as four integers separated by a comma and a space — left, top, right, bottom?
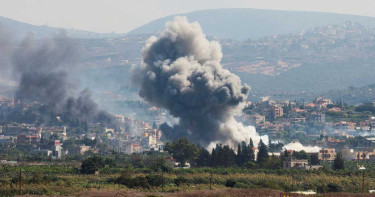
0, 0, 374, 33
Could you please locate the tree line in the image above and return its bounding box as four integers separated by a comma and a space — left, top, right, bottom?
164, 138, 274, 168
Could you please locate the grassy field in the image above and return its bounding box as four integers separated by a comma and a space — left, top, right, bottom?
1, 164, 375, 196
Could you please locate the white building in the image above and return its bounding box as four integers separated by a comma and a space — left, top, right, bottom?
53, 140, 62, 159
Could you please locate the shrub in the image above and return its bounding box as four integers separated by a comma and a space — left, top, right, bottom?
234, 182, 251, 189
192, 176, 209, 184
114, 172, 133, 186
146, 174, 163, 187
28, 173, 44, 184
244, 161, 257, 169
261, 180, 282, 190
80, 155, 115, 174
225, 179, 237, 188
132, 176, 150, 189
327, 182, 343, 193
174, 176, 189, 186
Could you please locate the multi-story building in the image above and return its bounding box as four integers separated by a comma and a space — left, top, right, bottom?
53, 140, 62, 159
114, 114, 125, 123
77, 145, 91, 155
318, 148, 336, 161
341, 149, 357, 161
266, 106, 283, 120
130, 143, 142, 153
370, 117, 375, 130
283, 158, 308, 169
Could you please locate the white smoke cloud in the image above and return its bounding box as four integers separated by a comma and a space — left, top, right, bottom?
283, 142, 321, 153
132, 16, 265, 148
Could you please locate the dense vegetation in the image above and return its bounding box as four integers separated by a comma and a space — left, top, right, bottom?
1, 161, 375, 195
1, 136, 375, 195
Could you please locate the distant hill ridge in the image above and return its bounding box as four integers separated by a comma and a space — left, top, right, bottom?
128, 8, 375, 40
0, 16, 123, 40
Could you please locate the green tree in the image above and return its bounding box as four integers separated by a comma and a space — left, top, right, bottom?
211, 144, 236, 167
195, 147, 211, 167
130, 154, 145, 168
249, 145, 255, 162
164, 138, 198, 167
263, 155, 282, 169
333, 152, 345, 170
293, 150, 309, 160
144, 155, 172, 172
257, 139, 269, 164
236, 143, 242, 166
310, 153, 320, 165
80, 155, 114, 174
249, 138, 254, 148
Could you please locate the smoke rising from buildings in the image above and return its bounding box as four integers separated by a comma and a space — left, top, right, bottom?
283, 142, 321, 153
132, 16, 266, 148
0, 27, 14, 82
0, 28, 118, 127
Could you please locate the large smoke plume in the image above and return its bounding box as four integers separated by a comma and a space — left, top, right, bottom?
132, 16, 266, 148
1, 28, 117, 127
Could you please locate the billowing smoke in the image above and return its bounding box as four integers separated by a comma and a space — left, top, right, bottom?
0, 27, 14, 83
132, 16, 266, 148
283, 142, 321, 153
2, 29, 118, 127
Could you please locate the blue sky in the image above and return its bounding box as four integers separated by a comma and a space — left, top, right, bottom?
0, 0, 374, 33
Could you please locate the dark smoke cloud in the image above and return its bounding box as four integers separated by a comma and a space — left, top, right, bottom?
0, 28, 118, 127
12, 33, 79, 107
0, 27, 14, 82
132, 16, 266, 148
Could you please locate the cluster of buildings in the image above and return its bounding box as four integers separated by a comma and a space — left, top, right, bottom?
0, 109, 165, 159
224, 21, 375, 76
244, 96, 375, 140
282, 147, 375, 170
241, 96, 375, 170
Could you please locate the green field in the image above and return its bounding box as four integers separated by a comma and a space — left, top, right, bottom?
1, 164, 375, 196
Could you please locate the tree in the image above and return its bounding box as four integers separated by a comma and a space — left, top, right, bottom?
236, 143, 242, 166
210, 148, 216, 167
268, 142, 284, 152
211, 144, 236, 167
130, 154, 145, 168
249, 146, 255, 162
144, 155, 172, 172
249, 138, 254, 148
241, 141, 254, 165
333, 152, 345, 170
263, 155, 282, 169
257, 139, 269, 164
293, 150, 309, 160
196, 147, 211, 167
164, 138, 198, 167
80, 155, 114, 174
310, 153, 320, 165
283, 149, 290, 158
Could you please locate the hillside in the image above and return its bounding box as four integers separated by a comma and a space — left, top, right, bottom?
223, 22, 375, 93
3, 10, 375, 100
0, 16, 121, 40
128, 8, 375, 40
79, 21, 375, 97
